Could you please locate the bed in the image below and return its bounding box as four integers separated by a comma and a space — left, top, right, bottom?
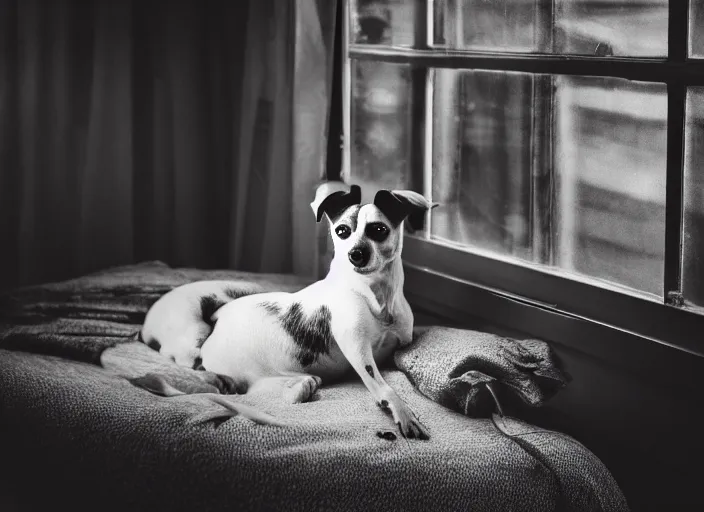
0, 261, 629, 512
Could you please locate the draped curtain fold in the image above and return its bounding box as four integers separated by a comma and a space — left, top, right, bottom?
0, 0, 337, 290
292, 0, 340, 279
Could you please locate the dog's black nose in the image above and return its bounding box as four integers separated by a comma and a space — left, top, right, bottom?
348, 247, 370, 267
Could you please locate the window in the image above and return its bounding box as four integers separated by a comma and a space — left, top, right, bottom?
339, 0, 704, 351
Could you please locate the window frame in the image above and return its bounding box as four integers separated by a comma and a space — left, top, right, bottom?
335, 0, 704, 358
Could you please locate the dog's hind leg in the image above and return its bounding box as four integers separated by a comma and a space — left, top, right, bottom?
244, 375, 322, 404
129, 373, 285, 426
194, 367, 246, 395
282, 375, 322, 404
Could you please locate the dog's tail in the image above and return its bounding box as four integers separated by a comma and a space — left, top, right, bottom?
206, 395, 288, 427
129, 373, 288, 427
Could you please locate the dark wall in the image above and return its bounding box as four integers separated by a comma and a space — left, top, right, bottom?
411, 307, 703, 512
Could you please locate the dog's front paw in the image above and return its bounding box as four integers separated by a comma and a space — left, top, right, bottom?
384, 400, 429, 440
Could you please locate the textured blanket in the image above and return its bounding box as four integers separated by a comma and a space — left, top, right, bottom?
0, 262, 629, 511
395, 326, 570, 418
0, 261, 312, 364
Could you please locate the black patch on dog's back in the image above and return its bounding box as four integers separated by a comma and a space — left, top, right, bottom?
200, 294, 226, 327
224, 287, 250, 300
260, 301, 282, 316
263, 302, 334, 367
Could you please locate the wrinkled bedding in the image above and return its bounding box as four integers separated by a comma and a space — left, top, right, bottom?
0, 262, 629, 512
0, 261, 311, 364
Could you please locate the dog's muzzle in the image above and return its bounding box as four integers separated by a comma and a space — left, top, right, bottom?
348, 246, 371, 268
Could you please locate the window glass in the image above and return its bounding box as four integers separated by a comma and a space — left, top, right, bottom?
432, 0, 668, 57
683, 89, 704, 309
690, 2, 704, 57
349, 0, 419, 47
430, 71, 667, 296
349, 60, 415, 198
554, 76, 667, 296
555, 0, 667, 57
433, 0, 548, 52
348, 0, 674, 299
431, 70, 536, 259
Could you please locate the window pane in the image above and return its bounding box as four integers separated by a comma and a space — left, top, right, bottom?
554, 76, 666, 295
690, 2, 704, 57
432, 0, 668, 57
350, 0, 419, 47
431, 70, 536, 259
556, 0, 667, 57
433, 0, 549, 52
431, 71, 667, 296
684, 89, 704, 309
349, 60, 415, 197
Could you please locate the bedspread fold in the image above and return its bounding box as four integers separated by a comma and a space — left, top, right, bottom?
0, 261, 311, 363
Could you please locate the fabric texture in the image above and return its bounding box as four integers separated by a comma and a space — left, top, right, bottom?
0, 262, 629, 511
0, 261, 312, 364
0, 346, 629, 512
394, 326, 571, 418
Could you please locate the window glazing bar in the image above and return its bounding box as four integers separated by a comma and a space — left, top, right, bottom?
348, 45, 704, 85
664, 0, 689, 304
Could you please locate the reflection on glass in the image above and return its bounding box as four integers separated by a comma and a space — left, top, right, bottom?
690, 2, 704, 57
433, 0, 548, 52
349, 60, 414, 198
556, 0, 667, 57
430, 71, 667, 296
683, 89, 704, 308
432, 0, 668, 57
349, 0, 418, 47
554, 76, 667, 295
431, 70, 535, 258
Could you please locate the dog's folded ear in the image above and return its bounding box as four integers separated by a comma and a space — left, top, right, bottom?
374, 190, 438, 232
311, 182, 362, 222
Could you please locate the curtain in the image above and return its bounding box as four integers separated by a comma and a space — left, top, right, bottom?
0, 0, 337, 291
292, 0, 339, 278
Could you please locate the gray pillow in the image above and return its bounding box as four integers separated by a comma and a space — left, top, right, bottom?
394, 326, 570, 417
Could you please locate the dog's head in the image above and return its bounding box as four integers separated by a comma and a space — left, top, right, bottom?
311, 183, 436, 276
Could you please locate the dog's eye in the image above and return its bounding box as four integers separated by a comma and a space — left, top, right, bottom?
365, 223, 389, 242
335, 225, 351, 239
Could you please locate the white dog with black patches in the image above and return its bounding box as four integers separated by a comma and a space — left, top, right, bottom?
138, 184, 435, 439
